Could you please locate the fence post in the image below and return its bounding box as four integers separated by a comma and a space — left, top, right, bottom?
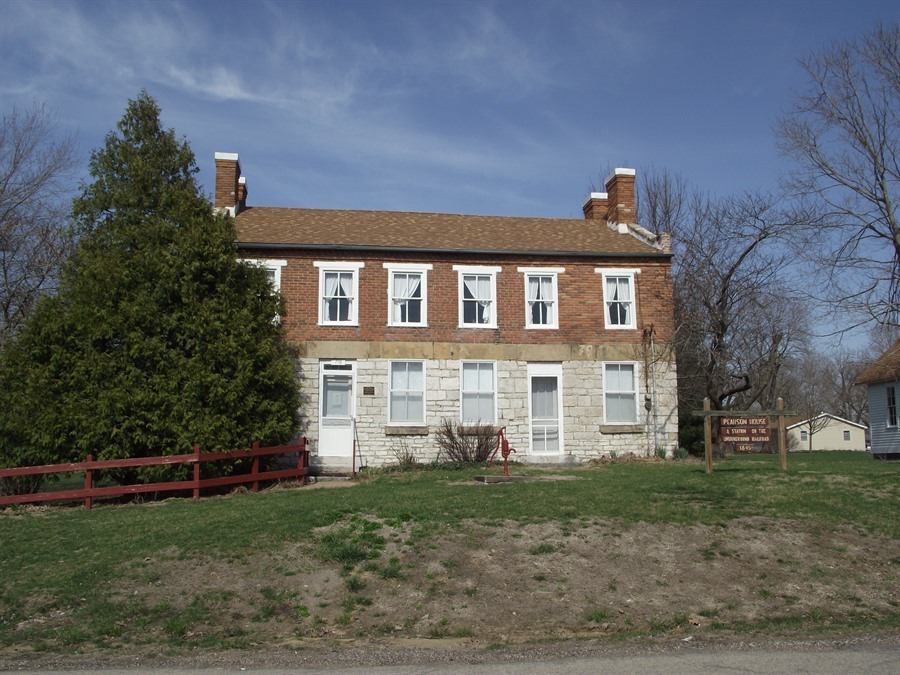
193, 445, 201, 500
84, 454, 93, 510
251, 441, 260, 493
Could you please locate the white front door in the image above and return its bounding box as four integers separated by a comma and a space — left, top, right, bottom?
319, 361, 355, 458
528, 363, 563, 455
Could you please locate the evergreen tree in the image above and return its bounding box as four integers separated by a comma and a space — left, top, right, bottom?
0, 92, 299, 483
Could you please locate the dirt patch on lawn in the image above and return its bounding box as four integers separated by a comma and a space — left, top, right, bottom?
84, 513, 898, 651
2, 474, 897, 670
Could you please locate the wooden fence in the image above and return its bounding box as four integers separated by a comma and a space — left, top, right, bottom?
0, 440, 308, 509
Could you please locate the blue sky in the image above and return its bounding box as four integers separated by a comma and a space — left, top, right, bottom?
1, 0, 897, 221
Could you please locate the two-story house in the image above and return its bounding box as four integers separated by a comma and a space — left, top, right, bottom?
214, 153, 678, 470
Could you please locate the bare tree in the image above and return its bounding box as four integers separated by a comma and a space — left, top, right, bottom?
670, 191, 806, 455
0, 104, 78, 347
776, 23, 899, 328
828, 347, 870, 426
635, 164, 689, 238
779, 350, 835, 451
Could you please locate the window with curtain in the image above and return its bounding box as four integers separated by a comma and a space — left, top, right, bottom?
389, 361, 425, 424
605, 276, 632, 327
323, 271, 353, 322
461, 362, 495, 423
604, 362, 638, 423
527, 274, 555, 326
462, 274, 492, 325
391, 272, 423, 324
596, 269, 638, 329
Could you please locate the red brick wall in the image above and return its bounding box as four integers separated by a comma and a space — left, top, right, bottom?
214, 157, 240, 211
245, 248, 675, 347
605, 171, 635, 224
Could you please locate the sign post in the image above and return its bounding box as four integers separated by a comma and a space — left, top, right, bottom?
703, 398, 713, 475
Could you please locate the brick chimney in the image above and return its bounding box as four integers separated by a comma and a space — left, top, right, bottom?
604, 168, 636, 230
214, 152, 243, 216
582, 191, 608, 220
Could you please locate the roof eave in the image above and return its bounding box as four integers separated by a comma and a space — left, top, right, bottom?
235, 241, 673, 259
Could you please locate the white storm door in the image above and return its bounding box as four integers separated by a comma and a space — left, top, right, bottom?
528, 363, 563, 455
319, 362, 355, 457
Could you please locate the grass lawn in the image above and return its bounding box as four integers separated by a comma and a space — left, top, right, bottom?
0, 451, 897, 654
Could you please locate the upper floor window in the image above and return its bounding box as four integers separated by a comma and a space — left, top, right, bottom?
241, 258, 287, 322
519, 267, 563, 329
389, 361, 425, 425
384, 263, 431, 327
596, 268, 639, 330
603, 362, 639, 423
315, 262, 364, 325
454, 265, 501, 328
887, 385, 897, 427
241, 258, 287, 291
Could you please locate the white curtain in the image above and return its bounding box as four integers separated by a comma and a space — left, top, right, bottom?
324, 272, 339, 320
531, 377, 558, 420
607, 277, 631, 325
393, 274, 422, 322
463, 275, 491, 323
528, 276, 553, 324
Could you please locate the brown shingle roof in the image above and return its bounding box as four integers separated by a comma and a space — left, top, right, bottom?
233, 207, 666, 257
855, 339, 900, 385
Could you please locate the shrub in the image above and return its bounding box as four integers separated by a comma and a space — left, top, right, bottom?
435, 419, 497, 463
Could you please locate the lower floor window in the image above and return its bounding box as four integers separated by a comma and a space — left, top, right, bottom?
389, 361, 425, 424
461, 362, 496, 423
604, 362, 638, 423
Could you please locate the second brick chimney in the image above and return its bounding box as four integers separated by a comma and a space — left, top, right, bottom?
214, 152, 244, 216
582, 168, 636, 230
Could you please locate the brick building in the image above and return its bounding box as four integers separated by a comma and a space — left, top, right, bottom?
214, 153, 678, 469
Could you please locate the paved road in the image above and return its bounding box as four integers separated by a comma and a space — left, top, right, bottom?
10, 642, 899, 674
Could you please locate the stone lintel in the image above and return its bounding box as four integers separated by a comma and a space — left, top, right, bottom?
295, 341, 664, 363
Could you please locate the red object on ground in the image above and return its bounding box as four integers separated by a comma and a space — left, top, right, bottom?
489, 426, 516, 476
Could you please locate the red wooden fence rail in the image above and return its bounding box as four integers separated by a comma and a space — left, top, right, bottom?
0, 439, 308, 509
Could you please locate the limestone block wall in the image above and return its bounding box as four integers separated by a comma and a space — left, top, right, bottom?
297, 354, 678, 468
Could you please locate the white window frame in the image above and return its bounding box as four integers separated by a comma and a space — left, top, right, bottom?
527, 362, 564, 455
595, 268, 639, 330
800, 430, 809, 442
518, 267, 563, 329
602, 361, 640, 424
887, 385, 897, 428
240, 258, 287, 291
388, 360, 426, 425
241, 258, 287, 322
459, 361, 497, 424
384, 263, 431, 327
843, 429, 851, 442
453, 265, 501, 328
315, 261, 364, 326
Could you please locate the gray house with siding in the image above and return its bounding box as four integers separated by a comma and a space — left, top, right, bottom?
855, 339, 900, 458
